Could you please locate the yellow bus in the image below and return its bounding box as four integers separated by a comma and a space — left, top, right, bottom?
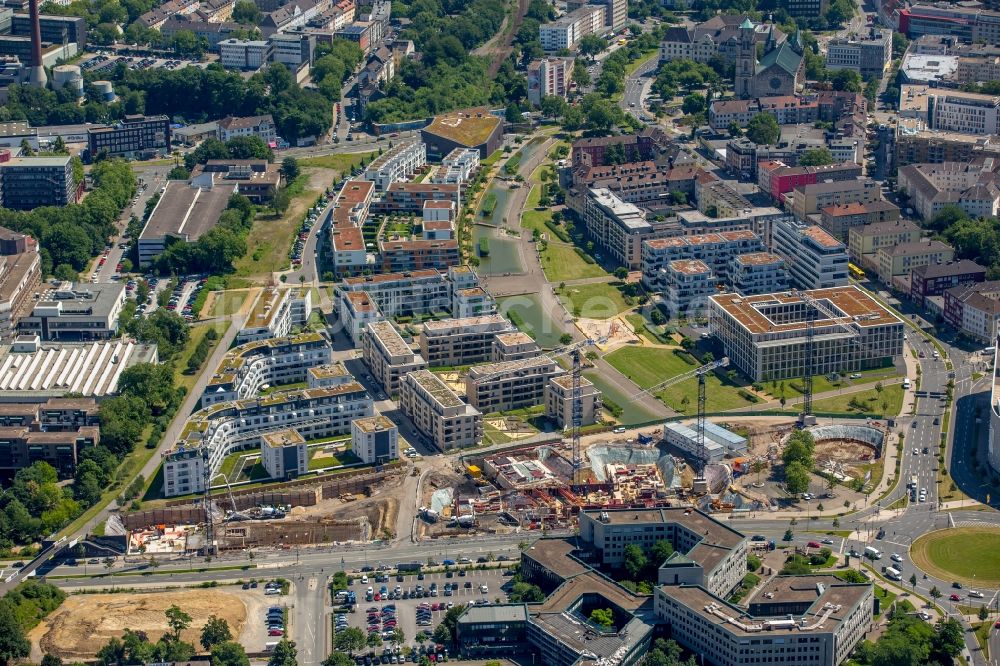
849, 263, 866, 281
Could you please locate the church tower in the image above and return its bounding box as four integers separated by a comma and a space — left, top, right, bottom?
735, 17, 756, 100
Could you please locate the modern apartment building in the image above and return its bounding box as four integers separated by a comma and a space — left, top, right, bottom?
362, 320, 427, 395
826, 28, 892, 78
350, 415, 398, 464
18, 282, 126, 342
788, 178, 880, 221
363, 141, 427, 191
492, 331, 540, 362
0, 155, 75, 210
399, 369, 482, 450
771, 220, 849, 290
465, 356, 565, 413
728, 252, 789, 295
582, 188, 673, 270
911, 260, 987, 307
87, 114, 170, 159
663, 259, 715, 318
452, 287, 495, 318
539, 5, 606, 51
201, 332, 332, 406
377, 238, 460, 273
219, 39, 272, 70
875, 239, 955, 285
895, 124, 1000, 167
419, 315, 516, 367
431, 148, 480, 185
370, 182, 460, 215
642, 231, 764, 292
339, 291, 383, 346
236, 287, 313, 344
261, 429, 308, 480
848, 220, 923, 271
161, 384, 373, 496
337, 268, 466, 319
306, 362, 355, 389
527, 57, 573, 106
708, 286, 905, 381
545, 374, 602, 428
928, 91, 1000, 136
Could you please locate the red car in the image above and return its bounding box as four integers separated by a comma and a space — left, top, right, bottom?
950, 594, 961, 601
807, 541, 821, 549
268, 629, 284, 636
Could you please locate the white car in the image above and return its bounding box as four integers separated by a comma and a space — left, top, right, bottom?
969, 590, 985, 598
891, 553, 903, 563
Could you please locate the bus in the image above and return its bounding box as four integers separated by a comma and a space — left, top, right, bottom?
848, 263, 866, 281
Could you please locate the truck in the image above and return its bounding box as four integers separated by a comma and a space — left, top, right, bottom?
885, 567, 902, 581
864, 546, 882, 560
637, 432, 654, 445
397, 562, 423, 572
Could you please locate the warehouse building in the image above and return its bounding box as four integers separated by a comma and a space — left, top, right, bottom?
138, 178, 237, 267
708, 286, 904, 381
662, 420, 748, 466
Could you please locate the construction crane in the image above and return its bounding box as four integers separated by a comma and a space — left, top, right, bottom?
794, 290, 874, 425
632, 357, 730, 482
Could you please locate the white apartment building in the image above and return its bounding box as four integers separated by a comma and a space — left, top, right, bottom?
665, 259, 715, 318
217, 115, 278, 144
826, 28, 892, 78
362, 320, 427, 396
465, 356, 565, 413
727, 252, 789, 295
452, 286, 495, 318
418, 314, 516, 367
423, 201, 455, 226
527, 57, 573, 106
771, 220, 849, 290
363, 141, 427, 191
431, 148, 480, 185
539, 5, 605, 51
583, 188, 663, 270
578, 508, 748, 598
340, 290, 383, 346
708, 287, 905, 382
237, 287, 313, 344
545, 374, 602, 428
351, 415, 398, 464
399, 369, 483, 450
219, 39, 271, 70
492, 331, 540, 361
161, 384, 373, 496
338, 269, 453, 318
306, 362, 355, 389
268, 32, 314, 67
261, 429, 308, 480
201, 332, 332, 407
641, 231, 764, 292
928, 91, 1000, 136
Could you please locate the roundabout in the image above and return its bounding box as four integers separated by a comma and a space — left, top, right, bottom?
910, 526, 1000, 588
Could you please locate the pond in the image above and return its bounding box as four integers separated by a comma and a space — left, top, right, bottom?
584, 371, 659, 426
478, 182, 511, 227
473, 226, 523, 276
497, 293, 565, 350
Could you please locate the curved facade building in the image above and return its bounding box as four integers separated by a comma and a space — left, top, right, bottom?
990, 345, 1000, 474
162, 384, 373, 497
201, 332, 331, 407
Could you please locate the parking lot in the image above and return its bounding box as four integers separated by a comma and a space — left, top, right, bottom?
338, 567, 511, 663
81, 53, 207, 73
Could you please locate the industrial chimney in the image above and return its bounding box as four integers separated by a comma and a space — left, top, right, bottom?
27, 0, 47, 89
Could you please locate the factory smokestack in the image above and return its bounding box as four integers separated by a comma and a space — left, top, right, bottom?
27, 0, 46, 89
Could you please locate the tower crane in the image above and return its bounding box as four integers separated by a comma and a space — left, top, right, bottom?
631, 357, 730, 483
468, 335, 607, 484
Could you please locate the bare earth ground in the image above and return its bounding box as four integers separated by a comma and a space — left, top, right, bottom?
29, 588, 251, 660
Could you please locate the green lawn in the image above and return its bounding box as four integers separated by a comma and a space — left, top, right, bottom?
790, 384, 904, 417
233, 176, 316, 278
205, 289, 249, 318
299, 151, 377, 172
173, 321, 229, 394
605, 346, 759, 413
540, 243, 607, 282
763, 367, 899, 400
911, 527, 1000, 587
308, 447, 361, 470
556, 282, 631, 318
262, 381, 308, 395
625, 313, 673, 345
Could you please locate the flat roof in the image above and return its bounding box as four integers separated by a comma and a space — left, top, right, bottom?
549, 374, 597, 392
735, 252, 783, 266
307, 362, 350, 379
345, 291, 377, 312
710, 286, 900, 335
422, 107, 501, 147
422, 314, 510, 333
467, 355, 559, 380
495, 331, 536, 346
3, 155, 71, 168
670, 259, 712, 275
406, 369, 465, 409
457, 604, 528, 624
524, 537, 592, 579
332, 227, 365, 251
800, 225, 844, 249
141, 180, 236, 242
584, 507, 745, 550
343, 269, 442, 286
246, 287, 290, 330
368, 320, 413, 358
352, 415, 396, 433
262, 428, 305, 448
0, 340, 158, 397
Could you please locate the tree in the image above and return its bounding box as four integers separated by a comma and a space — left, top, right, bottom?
165, 605, 192, 640
559, 333, 573, 345
323, 653, 354, 666
281, 157, 300, 181
272, 188, 292, 216
334, 628, 366, 655
232, 0, 261, 23
572, 61, 591, 88
211, 641, 249, 666
932, 618, 964, 658
167, 165, 190, 180
784, 461, 811, 495
649, 539, 674, 566
505, 103, 522, 124
268, 639, 297, 666
201, 616, 232, 650
746, 113, 780, 146
367, 632, 383, 649
623, 543, 648, 579
682, 93, 706, 115
589, 608, 614, 628
831, 69, 862, 92
578, 34, 606, 57
929, 586, 941, 601
0, 601, 30, 666
508, 582, 545, 603
614, 267, 629, 280
798, 148, 835, 167
909, 573, 918, 590
979, 605, 989, 621
431, 623, 451, 645
540, 95, 568, 119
